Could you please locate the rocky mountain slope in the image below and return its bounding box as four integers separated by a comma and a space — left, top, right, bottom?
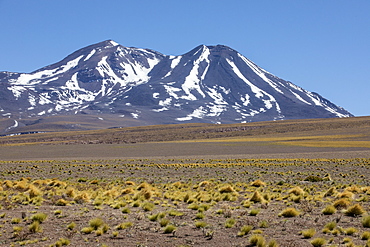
0, 40, 352, 133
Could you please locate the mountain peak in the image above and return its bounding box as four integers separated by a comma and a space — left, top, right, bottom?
0, 40, 353, 130
96, 39, 120, 48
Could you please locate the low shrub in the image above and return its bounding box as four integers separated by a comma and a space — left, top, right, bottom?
225, 218, 236, 228
31, 213, 47, 223
250, 180, 266, 187
81, 226, 94, 234
304, 176, 323, 182
324, 221, 336, 231
362, 231, 370, 240
237, 225, 253, 237
301, 228, 316, 239
159, 218, 170, 227
249, 234, 266, 246
141, 202, 155, 211
278, 207, 300, 217
333, 198, 351, 209
219, 185, 235, 193
362, 215, 370, 228
345, 204, 365, 216
288, 186, 304, 196
29, 221, 42, 233
89, 218, 104, 230
163, 224, 177, 234
250, 191, 265, 203
195, 221, 207, 228
344, 227, 357, 235
310, 238, 326, 247
249, 208, 260, 216
116, 222, 133, 230
322, 205, 336, 215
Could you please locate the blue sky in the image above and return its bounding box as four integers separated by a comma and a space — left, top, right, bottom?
0, 0, 369, 116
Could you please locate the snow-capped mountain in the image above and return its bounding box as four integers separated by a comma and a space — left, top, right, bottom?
0, 40, 352, 128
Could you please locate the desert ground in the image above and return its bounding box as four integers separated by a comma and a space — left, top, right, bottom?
0, 117, 370, 247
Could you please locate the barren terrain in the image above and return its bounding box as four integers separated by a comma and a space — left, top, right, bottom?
0, 117, 370, 246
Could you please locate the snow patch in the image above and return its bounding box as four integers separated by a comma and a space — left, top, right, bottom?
109, 40, 120, 46
176, 106, 207, 121
290, 90, 311, 105
84, 49, 96, 61
153, 93, 159, 99
181, 46, 210, 100
5, 120, 18, 132
238, 54, 284, 94
14, 55, 84, 85
163, 56, 182, 78
159, 98, 172, 107
7, 85, 26, 99
152, 107, 168, 112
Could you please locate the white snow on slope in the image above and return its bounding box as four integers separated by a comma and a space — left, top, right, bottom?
238, 54, 283, 94
84, 49, 96, 61
109, 40, 119, 47
118, 56, 160, 85
164, 85, 181, 99
181, 46, 209, 100
290, 90, 311, 105
64, 73, 81, 90
163, 56, 182, 78
227, 58, 264, 98
5, 120, 18, 132
14, 55, 84, 85
7, 85, 26, 99
176, 106, 207, 121
227, 58, 282, 115
206, 86, 228, 105
207, 103, 227, 117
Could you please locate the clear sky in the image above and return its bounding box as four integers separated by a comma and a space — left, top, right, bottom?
0, 0, 369, 116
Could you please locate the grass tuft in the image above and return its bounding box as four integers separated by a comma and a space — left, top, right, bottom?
344, 204, 365, 216
89, 218, 104, 230
310, 238, 326, 247
163, 224, 177, 234
322, 205, 336, 215
237, 225, 253, 237
301, 228, 316, 239
278, 207, 299, 217
31, 212, 47, 223
363, 215, 370, 228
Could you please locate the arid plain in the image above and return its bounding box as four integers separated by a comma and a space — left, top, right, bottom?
0, 117, 370, 246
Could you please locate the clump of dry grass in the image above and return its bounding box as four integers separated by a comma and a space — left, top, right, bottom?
333, 198, 351, 209
249, 234, 266, 246
219, 185, 235, 193
288, 186, 304, 196
362, 215, 370, 228
324, 187, 337, 197
322, 205, 336, 215
344, 204, 365, 216
250, 191, 265, 203
336, 191, 354, 199
250, 179, 266, 187
278, 207, 300, 217
237, 225, 253, 237
31, 212, 47, 223
301, 228, 316, 239
163, 224, 176, 234
116, 222, 133, 230
89, 218, 104, 230
310, 237, 326, 247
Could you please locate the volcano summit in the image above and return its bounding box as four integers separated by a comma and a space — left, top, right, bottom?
0, 40, 352, 129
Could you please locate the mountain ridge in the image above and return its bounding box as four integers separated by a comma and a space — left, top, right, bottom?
0, 40, 353, 133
